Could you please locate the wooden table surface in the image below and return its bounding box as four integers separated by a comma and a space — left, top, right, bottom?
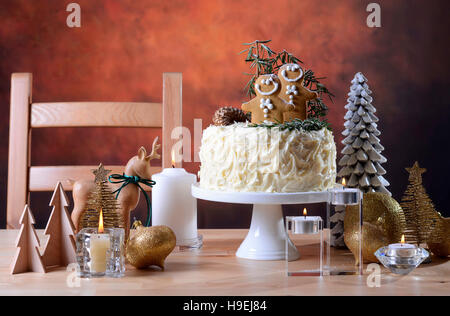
0, 229, 448, 296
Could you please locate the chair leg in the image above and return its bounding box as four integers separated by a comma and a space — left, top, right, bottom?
7, 73, 32, 229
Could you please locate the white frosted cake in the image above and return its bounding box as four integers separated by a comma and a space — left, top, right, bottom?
198, 123, 337, 193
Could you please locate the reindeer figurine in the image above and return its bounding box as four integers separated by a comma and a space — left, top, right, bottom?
71, 137, 161, 237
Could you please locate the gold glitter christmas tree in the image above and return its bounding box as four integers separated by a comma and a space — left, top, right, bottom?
79, 164, 123, 230
401, 161, 440, 246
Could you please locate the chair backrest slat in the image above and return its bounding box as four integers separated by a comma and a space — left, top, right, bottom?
31, 102, 162, 128
29, 165, 162, 191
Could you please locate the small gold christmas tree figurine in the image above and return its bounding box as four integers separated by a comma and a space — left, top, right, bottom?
401, 161, 440, 247
79, 164, 123, 230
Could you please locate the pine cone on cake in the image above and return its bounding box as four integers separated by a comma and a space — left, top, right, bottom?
213, 107, 248, 126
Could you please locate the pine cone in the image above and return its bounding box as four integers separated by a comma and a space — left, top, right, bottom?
213, 107, 248, 126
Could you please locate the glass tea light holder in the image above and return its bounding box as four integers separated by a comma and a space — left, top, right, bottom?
325, 182, 363, 276
286, 209, 324, 276
76, 211, 125, 278
374, 234, 430, 275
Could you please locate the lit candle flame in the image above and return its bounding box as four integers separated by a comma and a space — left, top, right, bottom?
171, 148, 176, 168
401, 234, 405, 245
98, 209, 104, 234
341, 178, 346, 187
303, 208, 307, 217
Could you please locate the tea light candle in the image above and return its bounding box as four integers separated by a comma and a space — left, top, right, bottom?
151, 154, 198, 245
89, 210, 110, 274
291, 209, 321, 234
331, 178, 360, 205
386, 235, 417, 257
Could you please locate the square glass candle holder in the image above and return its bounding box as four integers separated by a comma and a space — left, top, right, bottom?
76, 227, 125, 278
286, 216, 324, 276
325, 188, 362, 275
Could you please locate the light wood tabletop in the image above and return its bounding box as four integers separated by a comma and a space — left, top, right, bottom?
0, 229, 448, 296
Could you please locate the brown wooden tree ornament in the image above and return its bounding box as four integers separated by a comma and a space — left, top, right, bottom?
10, 205, 46, 274
41, 182, 77, 269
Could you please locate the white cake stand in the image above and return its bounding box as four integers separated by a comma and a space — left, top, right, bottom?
192, 183, 331, 261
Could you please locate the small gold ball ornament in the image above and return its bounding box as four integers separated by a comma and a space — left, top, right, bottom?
126, 221, 176, 269
345, 192, 406, 263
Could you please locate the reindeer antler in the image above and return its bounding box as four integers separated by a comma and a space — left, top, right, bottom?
146, 136, 161, 161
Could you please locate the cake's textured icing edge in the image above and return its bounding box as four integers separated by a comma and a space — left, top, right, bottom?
198, 123, 336, 193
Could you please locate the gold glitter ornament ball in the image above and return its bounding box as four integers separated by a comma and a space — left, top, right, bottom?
126, 221, 176, 269
345, 192, 406, 263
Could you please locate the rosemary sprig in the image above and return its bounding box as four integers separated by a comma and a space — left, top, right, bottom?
239, 40, 333, 119
248, 118, 331, 132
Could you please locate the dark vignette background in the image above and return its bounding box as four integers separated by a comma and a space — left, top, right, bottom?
0, 0, 449, 229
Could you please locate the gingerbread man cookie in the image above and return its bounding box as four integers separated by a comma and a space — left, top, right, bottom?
278, 63, 318, 122
242, 74, 293, 124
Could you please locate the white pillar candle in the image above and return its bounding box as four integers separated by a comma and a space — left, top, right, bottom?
89, 234, 110, 273
152, 168, 198, 244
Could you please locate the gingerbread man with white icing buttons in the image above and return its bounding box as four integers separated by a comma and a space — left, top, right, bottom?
242, 74, 293, 124
278, 63, 318, 122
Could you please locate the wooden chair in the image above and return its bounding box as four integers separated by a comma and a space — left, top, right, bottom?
7, 72, 182, 229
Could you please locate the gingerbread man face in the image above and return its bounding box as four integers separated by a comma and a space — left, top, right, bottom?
242, 74, 293, 124
278, 64, 317, 122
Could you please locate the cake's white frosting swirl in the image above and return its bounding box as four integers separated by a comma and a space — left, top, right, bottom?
198, 123, 337, 193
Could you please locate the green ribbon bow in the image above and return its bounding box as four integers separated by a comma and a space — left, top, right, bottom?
108, 173, 156, 227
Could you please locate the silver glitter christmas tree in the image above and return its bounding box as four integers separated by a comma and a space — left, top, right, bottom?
337, 72, 390, 195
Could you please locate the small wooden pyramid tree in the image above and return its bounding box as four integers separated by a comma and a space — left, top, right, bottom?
42, 182, 77, 268
10, 205, 46, 274
401, 161, 440, 247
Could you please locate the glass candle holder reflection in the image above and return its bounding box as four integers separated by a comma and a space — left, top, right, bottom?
286, 215, 324, 276
76, 227, 125, 278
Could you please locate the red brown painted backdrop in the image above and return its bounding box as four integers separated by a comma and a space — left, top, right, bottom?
0, 0, 449, 228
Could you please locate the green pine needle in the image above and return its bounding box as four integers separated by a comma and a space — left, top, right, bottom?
239, 40, 333, 119
248, 118, 331, 132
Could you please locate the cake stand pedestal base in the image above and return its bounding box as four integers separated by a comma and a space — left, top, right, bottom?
192, 184, 331, 261
236, 204, 299, 261
192, 183, 342, 261
192, 184, 363, 274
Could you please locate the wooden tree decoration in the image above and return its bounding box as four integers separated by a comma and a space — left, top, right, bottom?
79, 165, 123, 230
42, 182, 77, 268
401, 161, 440, 246
10, 205, 46, 274
338, 72, 390, 195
